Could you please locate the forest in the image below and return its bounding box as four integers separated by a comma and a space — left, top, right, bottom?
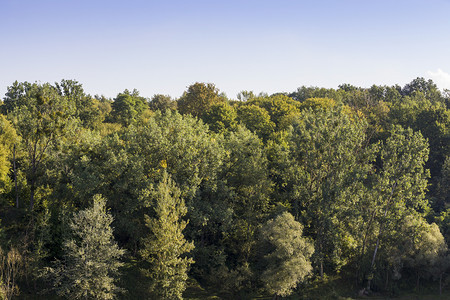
0, 78, 449, 299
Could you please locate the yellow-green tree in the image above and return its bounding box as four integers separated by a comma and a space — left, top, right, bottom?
0, 115, 18, 196
258, 212, 313, 298
177, 82, 225, 118
140, 172, 194, 300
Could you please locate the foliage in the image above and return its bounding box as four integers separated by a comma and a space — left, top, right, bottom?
0, 247, 22, 300
236, 104, 275, 140
0, 115, 18, 195
202, 102, 237, 133
286, 105, 371, 275
44, 195, 124, 299
258, 212, 314, 297
0, 78, 449, 298
5, 81, 75, 210
177, 82, 225, 118
140, 172, 194, 300
110, 89, 148, 126
149, 94, 177, 112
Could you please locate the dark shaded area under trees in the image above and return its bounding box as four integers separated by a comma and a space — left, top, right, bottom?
0, 77, 449, 299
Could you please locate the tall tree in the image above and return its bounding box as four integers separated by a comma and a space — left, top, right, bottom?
202, 102, 237, 133
54, 79, 105, 128
0, 115, 19, 196
149, 94, 177, 112
177, 82, 225, 118
365, 126, 430, 291
140, 172, 194, 300
286, 106, 370, 276
236, 105, 275, 141
45, 195, 124, 299
5, 82, 74, 210
110, 89, 147, 126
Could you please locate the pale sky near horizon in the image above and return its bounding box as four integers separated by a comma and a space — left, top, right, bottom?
1, 0, 450, 99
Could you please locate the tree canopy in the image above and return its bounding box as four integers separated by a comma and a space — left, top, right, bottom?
0, 78, 449, 299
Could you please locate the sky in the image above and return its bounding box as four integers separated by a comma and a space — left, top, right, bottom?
1, 0, 450, 99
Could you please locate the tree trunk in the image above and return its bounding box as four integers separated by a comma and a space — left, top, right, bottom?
320, 260, 324, 278
367, 238, 380, 291
440, 273, 442, 295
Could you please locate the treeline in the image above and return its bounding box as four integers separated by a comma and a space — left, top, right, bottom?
0, 78, 449, 299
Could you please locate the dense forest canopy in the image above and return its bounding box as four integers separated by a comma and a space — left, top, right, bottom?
0, 78, 449, 299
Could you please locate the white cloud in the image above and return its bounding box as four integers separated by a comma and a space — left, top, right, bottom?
427, 69, 450, 90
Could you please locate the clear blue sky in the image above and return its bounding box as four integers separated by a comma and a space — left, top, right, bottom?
2, 0, 450, 99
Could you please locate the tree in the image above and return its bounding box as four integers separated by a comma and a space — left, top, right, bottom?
177, 82, 225, 118
299, 97, 336, 111
246, 94, 301, 130
54, 79, 105, 128
140, 172, 194, 300
286, 106, 370, 276
237, 90, 256, 101
220, 126, 272, 260
236, 105, 275, 140
6, 82, 74, 210
202, 102, 237, 133
289, 86, 338, 102
149, 94, 177, 112
257, 212, 313, 298
365, 126, 430, 291
401, 77, 442, 103
0, 115, 19, 196
110, 89, 148, 126
437, 156, 450, 214
45, 195, 125, 299
404, 218, 447, 291
0, 247, 22, 300
2, 81, 34, 114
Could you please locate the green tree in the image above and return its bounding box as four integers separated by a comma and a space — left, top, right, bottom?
202, 102, 237, 133
6, 82, 74, 210
404, 218, 447, 291
257, 212, 314, 298
299, 97, 336, 111
389, 95, 449, 183
436, 156, 450, 214
110, 89, 148, 126
0, 115, 19, 196
365, 126, 430, 291
286, 106, 370, 276
237, 90, 256, 101
2, 81, 34, 114
236, 105, 275, 140
401, 77, 442, 103
149, 94, 177, 112
45, 195, 124, 299
289, 86, 339, 102
140, 172, 194, 300
54, 79, 105, 128
177, 82, 225, 118
247, 94, 301, 130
